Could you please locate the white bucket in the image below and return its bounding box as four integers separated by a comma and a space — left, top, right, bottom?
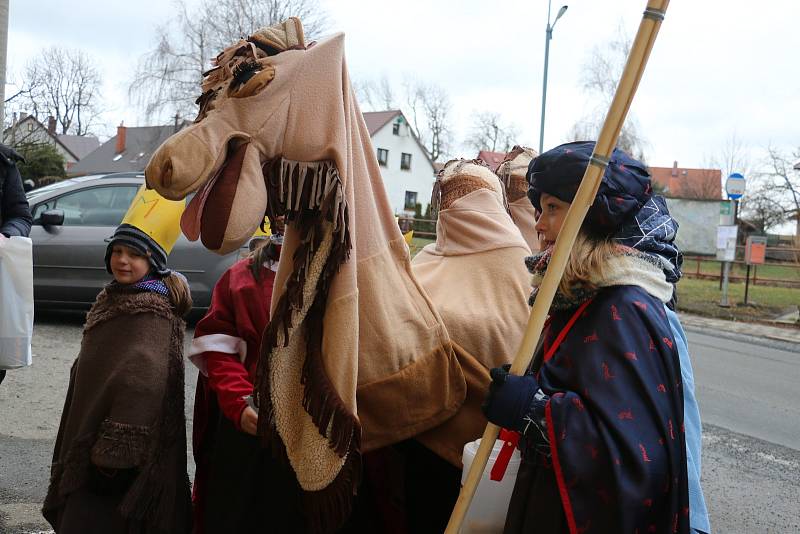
459, 437, 521, 533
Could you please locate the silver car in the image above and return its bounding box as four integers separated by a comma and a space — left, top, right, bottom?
27, 173, 239, 312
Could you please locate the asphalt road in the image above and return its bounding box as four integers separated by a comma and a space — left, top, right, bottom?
0, 312, 798, 533
684, 327, 800, 451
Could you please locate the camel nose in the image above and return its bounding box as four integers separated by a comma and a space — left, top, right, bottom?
145, 129, 216, 200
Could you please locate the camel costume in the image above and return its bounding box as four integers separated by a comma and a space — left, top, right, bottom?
412, 159, 532, 467
497, 146, 541, 252
144, 19, 464, 530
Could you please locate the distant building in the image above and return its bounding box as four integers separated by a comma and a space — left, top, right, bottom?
69, 122, 189, 176
363, 110, 436, 215
649, 161, 721, 200
2, 114, 100, 171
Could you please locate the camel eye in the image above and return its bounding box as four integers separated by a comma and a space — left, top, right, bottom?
228, 61, 275, 98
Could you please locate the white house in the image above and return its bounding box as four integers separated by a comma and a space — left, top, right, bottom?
363, 110, 436, 216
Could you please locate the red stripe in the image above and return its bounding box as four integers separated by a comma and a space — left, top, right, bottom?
546, 397, 578, 534
543, 298, 594, 364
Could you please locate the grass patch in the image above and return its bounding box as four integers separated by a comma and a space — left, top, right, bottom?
677, 277, 800, 324
409, 237, 434, 258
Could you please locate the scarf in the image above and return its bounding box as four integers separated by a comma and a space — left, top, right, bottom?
614, 195, 683, 283
526, 245, 674, 311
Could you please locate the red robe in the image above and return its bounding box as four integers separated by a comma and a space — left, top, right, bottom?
189, 258, 275, 531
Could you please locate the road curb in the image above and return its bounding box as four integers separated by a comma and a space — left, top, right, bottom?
678, 312, 800, 344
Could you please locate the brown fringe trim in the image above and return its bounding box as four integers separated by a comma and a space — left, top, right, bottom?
255, 157, 358, 532
301, 439, 362, 534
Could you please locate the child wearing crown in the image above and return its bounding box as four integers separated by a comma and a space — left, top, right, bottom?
43, 188, 193, 534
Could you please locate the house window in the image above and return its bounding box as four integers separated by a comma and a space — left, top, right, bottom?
377, 148, 389, 167
404, 191, 418, 211
392, 122, 401, 135
401, 153, 412, 171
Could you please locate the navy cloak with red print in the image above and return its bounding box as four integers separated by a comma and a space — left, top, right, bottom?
508, 285, 689, 534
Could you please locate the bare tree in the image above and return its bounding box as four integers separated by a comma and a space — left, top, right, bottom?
743, 180, 789, 234
464, 111, 519, 155
404, 80, 452, 162
570, 23, 647, 160
355, 75, 397, 111
18, 47, 101, 135
130, 0, 328, 121
740, 145, 799, 238
714, 133, 751, 180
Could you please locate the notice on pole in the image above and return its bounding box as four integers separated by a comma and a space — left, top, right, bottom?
716, 225, 738, 262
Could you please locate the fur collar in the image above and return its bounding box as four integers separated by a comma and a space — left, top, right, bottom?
528, 247, 673, 311
85, 284, 174, 332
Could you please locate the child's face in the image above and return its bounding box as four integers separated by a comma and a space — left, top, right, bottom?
110, 244, 151, 284
534, 193, 571, 249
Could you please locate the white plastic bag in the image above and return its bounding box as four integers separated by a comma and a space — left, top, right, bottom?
0, 236, 34, 369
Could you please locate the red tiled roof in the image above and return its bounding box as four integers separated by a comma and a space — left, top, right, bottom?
477, 150, 507, 172
362, 110, 401, 135
649, 164, 722, 200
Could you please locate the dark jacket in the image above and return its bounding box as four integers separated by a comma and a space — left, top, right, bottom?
0, 144, 33, 237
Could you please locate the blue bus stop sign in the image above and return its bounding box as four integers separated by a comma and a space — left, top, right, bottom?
725, 172, 746, 200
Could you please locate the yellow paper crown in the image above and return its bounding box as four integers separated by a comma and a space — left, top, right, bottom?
252, 217, 271, 237
121, 185, 185, 254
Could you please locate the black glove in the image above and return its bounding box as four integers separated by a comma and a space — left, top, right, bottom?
481, 364, 540, 432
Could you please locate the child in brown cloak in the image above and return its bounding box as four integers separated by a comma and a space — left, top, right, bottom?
42, 223, 193, 534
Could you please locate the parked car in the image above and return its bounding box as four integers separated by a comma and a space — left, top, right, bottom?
26, 173, 240, 312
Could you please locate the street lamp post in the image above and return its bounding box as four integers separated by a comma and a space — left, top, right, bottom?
538, 1, 568, 154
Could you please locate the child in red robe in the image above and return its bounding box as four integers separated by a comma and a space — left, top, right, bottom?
189, 224, 304, 533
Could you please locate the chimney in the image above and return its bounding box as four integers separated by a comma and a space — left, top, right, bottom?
47, 116, 56, 135
671, 160, 678, 177
115, 122, 126, 154
173, 113, 180, 133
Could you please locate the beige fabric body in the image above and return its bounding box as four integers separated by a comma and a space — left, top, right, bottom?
148, 33, 463, 491
412, 188, 532, 465
509, 197, 541, 252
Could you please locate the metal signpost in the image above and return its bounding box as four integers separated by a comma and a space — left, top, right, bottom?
719, 173, 746, 307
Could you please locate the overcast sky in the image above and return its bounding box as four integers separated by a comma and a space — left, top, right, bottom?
6, 0, 799, 172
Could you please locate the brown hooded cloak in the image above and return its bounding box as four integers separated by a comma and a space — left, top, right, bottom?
42, 286, 190, 534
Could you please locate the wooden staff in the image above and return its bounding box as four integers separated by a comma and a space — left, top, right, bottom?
444, 1, 670, 532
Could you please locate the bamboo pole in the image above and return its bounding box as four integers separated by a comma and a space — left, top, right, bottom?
444, 1, 670, 532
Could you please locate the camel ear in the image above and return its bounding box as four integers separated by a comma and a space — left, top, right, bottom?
228, 65, 276, 98
180, 142, 266, 255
